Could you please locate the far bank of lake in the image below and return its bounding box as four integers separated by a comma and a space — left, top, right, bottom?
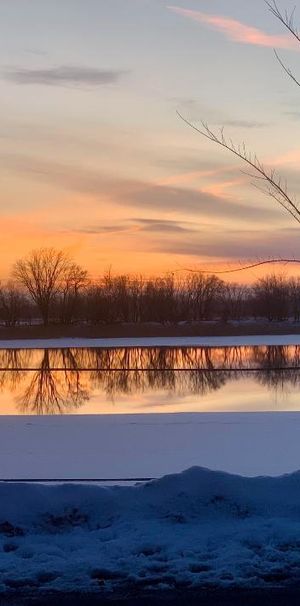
1, 321, 300, 342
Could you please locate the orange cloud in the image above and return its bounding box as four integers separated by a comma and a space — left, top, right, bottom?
158, 166, 235, 187
168, 6, 299, 50
202, 177, 246, 200
271, 149, 300, 167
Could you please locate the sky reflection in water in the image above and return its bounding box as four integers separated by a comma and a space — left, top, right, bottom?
0, 346, 300, 415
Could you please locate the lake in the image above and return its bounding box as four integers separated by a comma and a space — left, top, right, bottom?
1, 344, 300, 415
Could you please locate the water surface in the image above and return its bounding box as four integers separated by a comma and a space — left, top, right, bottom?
0, 345, 300, 415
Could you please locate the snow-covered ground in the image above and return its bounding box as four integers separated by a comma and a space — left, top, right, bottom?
1, 467, 300, 595
1, 334, 300, 349
2, 412, 300, 479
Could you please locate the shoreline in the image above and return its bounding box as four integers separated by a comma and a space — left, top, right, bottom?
1, 321, 300, 347
1, 333, 300, 349
0, 320, 300, 341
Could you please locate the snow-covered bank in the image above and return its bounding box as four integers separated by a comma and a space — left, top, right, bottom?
1, 467, 300, 596
1, 334, 300, 349
3, 412, 300, 479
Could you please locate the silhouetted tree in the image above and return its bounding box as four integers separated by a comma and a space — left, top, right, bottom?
13, 248, 88, 325
0, 282, 28, 327
253, 274, 290, 321
289, 277, 300, 321
219, 283, 249, 322
56, 262, 89, 324
184, 273, 224, 320
141, 275, 178, 323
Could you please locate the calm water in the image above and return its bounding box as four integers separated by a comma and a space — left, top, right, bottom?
0, 345, 300, 415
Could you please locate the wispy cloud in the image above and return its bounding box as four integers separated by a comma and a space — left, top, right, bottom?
284, 111, 300, 121
72, 218, 196, 236
4, 66, 128, 87
222, 119, 268, 128
72, 224, 130, 235
271, 149, 300, 167
202, 177, 247, 200
159, 227, 300, 260
134, 218, 196, 234
168, 6, 298, 50
159, 168, 228, 187
0, 152, 283, 224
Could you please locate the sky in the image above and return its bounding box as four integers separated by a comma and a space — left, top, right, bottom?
1, 0, 300, 282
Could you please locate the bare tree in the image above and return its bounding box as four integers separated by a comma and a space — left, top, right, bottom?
178, 0, 300, 272
289, 276, 300, 321
13, 248, 88, 325
183, 273, 224, 321
219, 283, 249, 323
252, 274, 290, 321
0, 282, 28, 327
57, 262, 89, 324
141, 275, 178, 323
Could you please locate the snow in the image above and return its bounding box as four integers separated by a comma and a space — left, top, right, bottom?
1, 466, 300, 594
2, 412, 300, 480
1, 334, 300, 349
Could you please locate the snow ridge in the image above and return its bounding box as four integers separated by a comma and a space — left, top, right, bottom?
1, 467, 300, 594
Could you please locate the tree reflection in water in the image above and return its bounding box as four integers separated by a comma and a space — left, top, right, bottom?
0, 345, 299, 414
16, 349, 89, 415
0, 349, 32, 393
255, 369, 300, 393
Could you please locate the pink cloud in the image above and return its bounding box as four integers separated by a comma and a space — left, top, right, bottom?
271, 149, 300, 167
168, 6, 299, 50
201, 177, 247, 200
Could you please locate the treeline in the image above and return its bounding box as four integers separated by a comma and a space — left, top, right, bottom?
1, 248, 300, 326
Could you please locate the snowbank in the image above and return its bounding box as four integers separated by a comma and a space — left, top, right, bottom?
1, 467, 300, 596
1, 334, 300, 349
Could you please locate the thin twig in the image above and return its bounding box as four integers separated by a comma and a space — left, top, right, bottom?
182, 259, 300, 274
266, 0, 300, 44
274, 49, 300, 88
176, 111, 300, 224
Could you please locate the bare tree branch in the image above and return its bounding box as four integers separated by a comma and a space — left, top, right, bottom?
266, 0, 300, 44
176, 111, 300, 224
274, 49, 300, 88
175, 2, 300, 275
182, 259, 300, 275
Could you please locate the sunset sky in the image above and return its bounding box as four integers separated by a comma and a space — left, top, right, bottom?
1, 0, 300, 281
